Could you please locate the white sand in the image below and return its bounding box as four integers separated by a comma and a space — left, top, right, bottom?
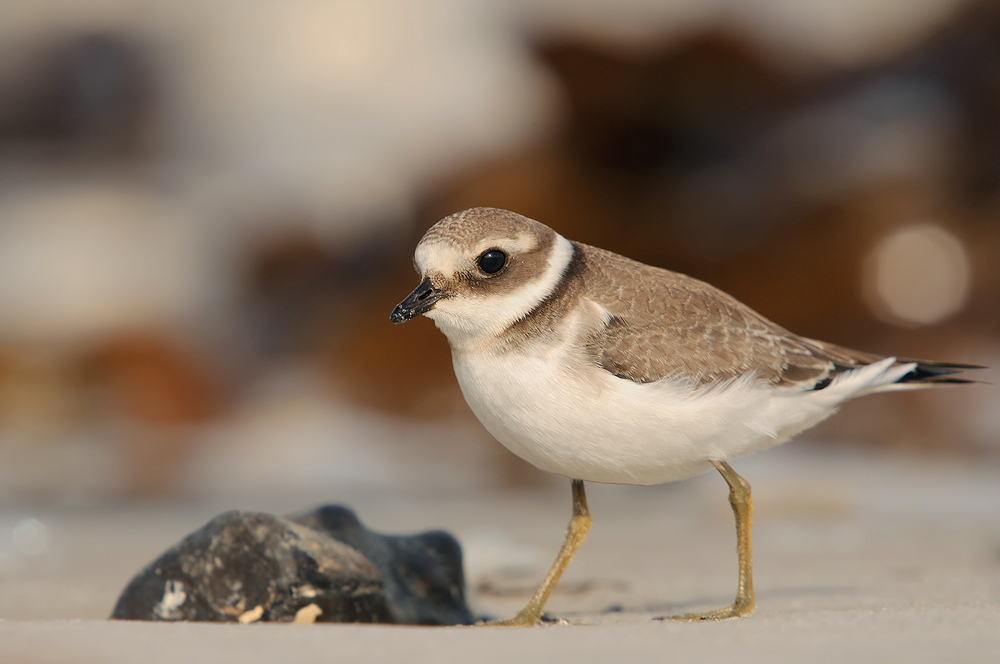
2, 446, 999, 663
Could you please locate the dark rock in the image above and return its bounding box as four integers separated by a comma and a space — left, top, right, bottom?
111, 506, 478, 625
293, 505, 476, 625
111, 510, 392, 623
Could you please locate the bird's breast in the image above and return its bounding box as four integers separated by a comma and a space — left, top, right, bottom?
449, 339, 779, 485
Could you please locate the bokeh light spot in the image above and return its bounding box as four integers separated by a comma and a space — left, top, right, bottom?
13, 518, 49, 556
864, 223, 971, 326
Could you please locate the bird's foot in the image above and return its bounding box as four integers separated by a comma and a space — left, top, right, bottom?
476, 609, 566, 627
477, 610, 541, 628
654, 600, 753, 622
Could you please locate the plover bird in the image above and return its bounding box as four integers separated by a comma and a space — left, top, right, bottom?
390, 207, 980, 626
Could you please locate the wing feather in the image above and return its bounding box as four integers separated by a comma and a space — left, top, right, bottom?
576, 243, 873, 389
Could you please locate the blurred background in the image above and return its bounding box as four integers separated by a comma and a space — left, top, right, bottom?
0, 0, 997, 510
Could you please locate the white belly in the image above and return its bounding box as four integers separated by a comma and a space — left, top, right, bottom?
451, 340, 838, 486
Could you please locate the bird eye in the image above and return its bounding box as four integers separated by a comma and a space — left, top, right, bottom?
477, 249, 507, 274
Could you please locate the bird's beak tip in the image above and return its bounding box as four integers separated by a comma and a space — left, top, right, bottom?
391, 276, 442, 324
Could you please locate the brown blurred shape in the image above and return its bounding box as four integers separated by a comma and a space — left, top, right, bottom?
84, 333, 223, 425
81, 332, 225, 496
239, 223, 460, 420
0, 31, 158, 157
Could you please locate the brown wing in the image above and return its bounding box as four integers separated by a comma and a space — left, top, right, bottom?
575, 243, 883, 388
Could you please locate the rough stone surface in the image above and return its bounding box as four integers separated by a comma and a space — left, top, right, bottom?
110, 505, 476, 625
293, 504, 476, 625
110, 510, 392, 623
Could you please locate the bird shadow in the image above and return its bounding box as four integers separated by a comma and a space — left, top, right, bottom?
596, 585, 863, 617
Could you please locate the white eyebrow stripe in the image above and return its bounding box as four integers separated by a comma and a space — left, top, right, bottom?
415, 232, 540, 278
473, 232, 536, 256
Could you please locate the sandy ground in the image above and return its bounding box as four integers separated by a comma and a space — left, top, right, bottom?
1, 445, 999, 663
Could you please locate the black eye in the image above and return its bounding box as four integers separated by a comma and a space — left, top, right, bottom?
477, 249, 507, 274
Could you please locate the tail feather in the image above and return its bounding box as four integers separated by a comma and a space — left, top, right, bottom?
797, 337, 986, 392
894, 359, 985, 386
846, 358, 986, 397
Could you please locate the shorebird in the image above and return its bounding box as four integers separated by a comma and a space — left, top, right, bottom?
390, 207, 980, 626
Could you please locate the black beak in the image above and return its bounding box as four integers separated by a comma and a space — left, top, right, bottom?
390, 277, 444, 324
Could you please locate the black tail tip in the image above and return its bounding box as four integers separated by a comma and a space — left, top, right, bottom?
900, 360, 987, 385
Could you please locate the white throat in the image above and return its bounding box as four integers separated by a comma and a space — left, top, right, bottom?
425, 233, 575, 349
